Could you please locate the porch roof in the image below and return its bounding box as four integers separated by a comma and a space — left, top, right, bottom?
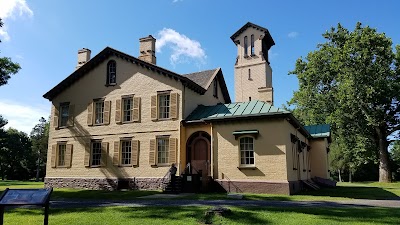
304, 124, 331, 138
184, 100, 290, 122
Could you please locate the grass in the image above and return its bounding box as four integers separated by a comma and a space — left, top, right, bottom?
1, 180, 400, 202
1, 180, 400, 224
2, 206, 400, 225
178, 182, 400, 201
0, 180, 160, 200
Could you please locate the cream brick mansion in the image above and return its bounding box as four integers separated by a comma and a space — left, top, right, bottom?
43, 22, 331, 194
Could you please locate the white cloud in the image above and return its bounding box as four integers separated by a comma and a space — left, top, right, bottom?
156, 28, 206, 65
0, 0, 33, 42
268, 49, 278, 61
0, 100, 49, 135
288, 31, 299, 38
172, 0, 182, 3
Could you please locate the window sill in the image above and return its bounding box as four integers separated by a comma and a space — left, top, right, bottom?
151, 164, 170, 168
157, 118, 173, 121
121, 120, 140, 124
119, 164, 132, 167
105, 83, 117, 87
90, 165, 102, 168
250, 54, 256, 57
244, 55, 249, 58
55, 166, 69, 168
93, 123, 108, 126
238, 165, 256, 170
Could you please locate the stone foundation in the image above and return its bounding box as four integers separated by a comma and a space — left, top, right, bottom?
44, 177, 167, 191
215, 180, 300, 195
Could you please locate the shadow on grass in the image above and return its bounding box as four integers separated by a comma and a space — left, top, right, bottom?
6, 206, 400, 225
221, 206, 400, 225
296, 186, 400, 200
7, 206, 400, 225
0, 180, 44, 187
51, 189, 160, 201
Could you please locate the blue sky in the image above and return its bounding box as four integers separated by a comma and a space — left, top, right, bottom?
0, 0, 399, 133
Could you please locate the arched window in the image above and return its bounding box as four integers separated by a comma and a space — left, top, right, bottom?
251, 34, 255, 55
107, 60, 117, 85
213, 79, 218, 98
239, 137, 254, 166
244, 36, 248, 56
248, 68, 251, 80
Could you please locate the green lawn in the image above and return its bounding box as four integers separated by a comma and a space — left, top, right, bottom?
2, 206, 399, 225
1, 181, 400, 224
0, 181, 159, 200
1, 180, 400, 202
179, 182, 400, 201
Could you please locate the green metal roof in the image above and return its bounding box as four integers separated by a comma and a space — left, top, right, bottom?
304, 124, 331, 138
185, 100, 290, 122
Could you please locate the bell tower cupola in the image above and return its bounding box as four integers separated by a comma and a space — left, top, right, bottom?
231, 22, 275, 104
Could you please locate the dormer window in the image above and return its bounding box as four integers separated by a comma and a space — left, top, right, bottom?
244, 36, 248, 57
107, 60, 116, 85
251, 34, 255, 55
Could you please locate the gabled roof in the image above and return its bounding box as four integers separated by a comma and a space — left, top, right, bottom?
230, 22, 275, 50
183, 68, 231, 103
183, 69, 216, 89
43, 47, 206, 100
304, 124, 331, 138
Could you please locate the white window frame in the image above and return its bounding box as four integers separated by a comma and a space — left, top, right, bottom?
122, 97, 133, 122
158, 93, 170, 119
120, 140, 132, 166
107, 60, 117, 85
59, 103, 69, 127
157, 137, 169, 165
94, 100, 105, 125
91, 141, 102, 166
57, 143, 67, 167
239, 136, 255, 167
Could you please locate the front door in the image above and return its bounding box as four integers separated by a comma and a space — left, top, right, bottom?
187, 131, 211, 176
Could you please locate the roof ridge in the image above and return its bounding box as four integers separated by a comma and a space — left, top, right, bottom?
182, 68, 219, 76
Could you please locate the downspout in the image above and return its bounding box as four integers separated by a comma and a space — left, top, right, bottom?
178, 83, 186, 174
210, 122, 214, 179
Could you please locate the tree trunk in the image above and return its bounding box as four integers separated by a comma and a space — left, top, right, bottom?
376, 126, 392, 182
349, 169, 352, 183
338, 169, 342, 182
35, 154, 40, 182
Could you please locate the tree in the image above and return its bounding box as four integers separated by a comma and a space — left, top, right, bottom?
30, 117, 49, 182
0, 128, 35, 180
391, 141, 400, 181
289, 22, 400, 182
0, 18, 21, 86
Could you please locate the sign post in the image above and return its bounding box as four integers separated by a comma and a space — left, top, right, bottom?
0, 188, 53, 225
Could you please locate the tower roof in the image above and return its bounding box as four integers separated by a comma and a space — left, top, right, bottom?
230, 22, 275, 50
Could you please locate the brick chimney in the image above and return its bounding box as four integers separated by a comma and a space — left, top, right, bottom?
76, 48, 91, 70
138, 35, 156, 64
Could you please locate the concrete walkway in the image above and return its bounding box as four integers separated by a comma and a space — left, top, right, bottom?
50, 198, 400, 208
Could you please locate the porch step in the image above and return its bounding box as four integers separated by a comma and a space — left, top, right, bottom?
163, 176, 183, 194
302, 179, 320, 190
312, 177, 337, 187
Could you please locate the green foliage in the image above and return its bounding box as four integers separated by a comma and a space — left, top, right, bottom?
391, 141, 400, 180
288, 22, 400, 182
0, 128, 35, 180
0, 17, 21, 86
0, 117, 50, 181
30, 117, 49, 181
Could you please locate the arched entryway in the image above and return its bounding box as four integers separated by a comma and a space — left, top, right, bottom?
186, 131, 211, 177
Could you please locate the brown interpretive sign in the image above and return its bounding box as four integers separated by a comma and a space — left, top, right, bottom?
0, 188, 53, 225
